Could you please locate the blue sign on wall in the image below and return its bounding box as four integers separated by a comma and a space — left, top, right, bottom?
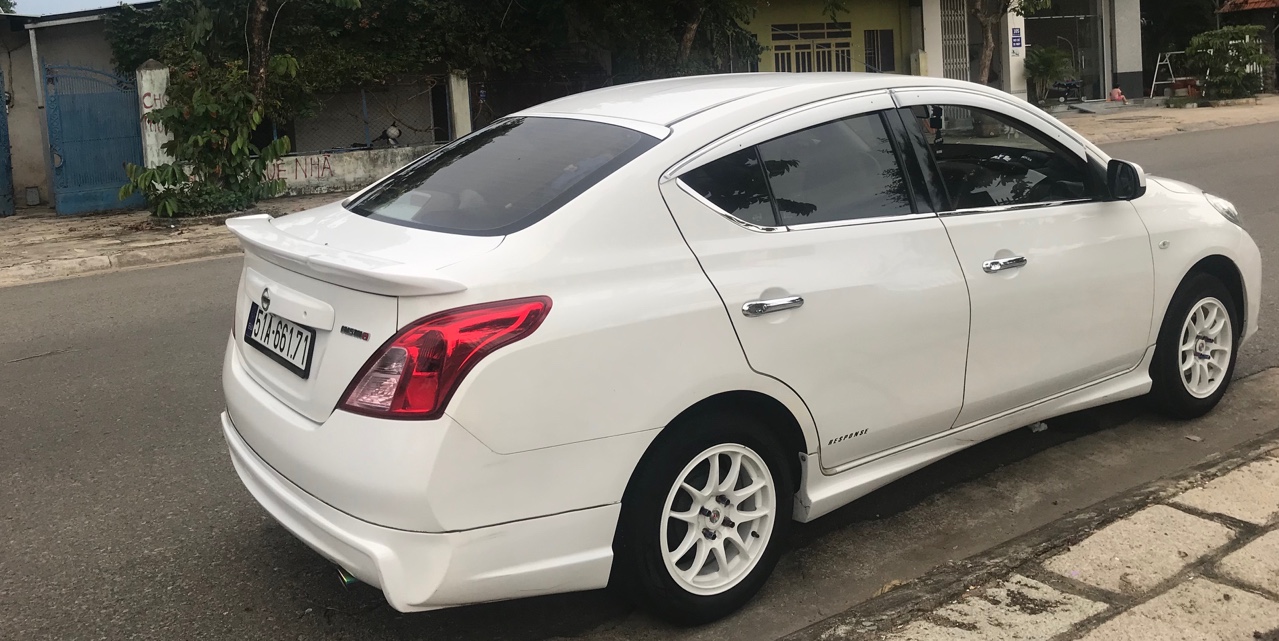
1012, 27, 1023, 48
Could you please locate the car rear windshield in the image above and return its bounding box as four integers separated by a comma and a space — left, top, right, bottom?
344, 116, 659, 235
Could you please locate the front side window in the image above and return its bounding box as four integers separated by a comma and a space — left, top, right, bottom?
907, 105, 1092, 210
757, 112, 914, 226
346, 117, 657, 235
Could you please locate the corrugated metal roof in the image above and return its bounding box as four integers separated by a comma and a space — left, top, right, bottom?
1220, 0, 1279, 12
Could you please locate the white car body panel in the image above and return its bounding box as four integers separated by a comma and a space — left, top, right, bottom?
231, 252, 400, 422
224, 415, 618, 611
225, 338, 660, 532
938, 202, 1155, 424
419, 155, 819, 455
660, 177, 971, 468
218, 72, 1263, 613
1139, 177, 1262, 345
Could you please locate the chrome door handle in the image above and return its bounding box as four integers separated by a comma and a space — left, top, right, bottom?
742, 296, 804, 317
983, 256, 1028, 274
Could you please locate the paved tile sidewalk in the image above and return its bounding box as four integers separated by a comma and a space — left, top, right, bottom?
0, 191, 345, 288
796, 394, 1279, 641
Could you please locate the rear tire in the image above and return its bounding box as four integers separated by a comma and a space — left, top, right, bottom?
611, 411, 794, 625
1149, 272, 1240, 419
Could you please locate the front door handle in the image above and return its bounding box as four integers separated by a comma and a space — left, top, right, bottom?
742, 296, 804, 317
983, 256, 1028, 274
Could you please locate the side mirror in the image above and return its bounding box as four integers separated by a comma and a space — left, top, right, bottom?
1107, 159, 1147, 201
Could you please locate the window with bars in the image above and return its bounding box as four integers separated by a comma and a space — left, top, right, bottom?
863, 29, 896, 73
771, 21, 855, 74
770, 22, 853, 42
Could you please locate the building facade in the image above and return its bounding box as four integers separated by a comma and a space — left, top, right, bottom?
744, 0, 1144, 103
0, 3, 460, 215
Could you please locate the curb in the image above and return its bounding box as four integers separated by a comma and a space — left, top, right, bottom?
779, 414, 1279, 640
0, 237, 242, 288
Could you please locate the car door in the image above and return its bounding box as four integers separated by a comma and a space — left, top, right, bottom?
893, 89, 1155, 427
660, 92, 971, 470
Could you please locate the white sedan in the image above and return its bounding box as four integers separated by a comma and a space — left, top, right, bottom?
221, 73, 1260, 623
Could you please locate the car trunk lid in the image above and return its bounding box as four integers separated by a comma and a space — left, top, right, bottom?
226, 205, 502, 422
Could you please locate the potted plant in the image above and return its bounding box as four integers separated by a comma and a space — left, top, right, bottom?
1024, 46, 1076, 106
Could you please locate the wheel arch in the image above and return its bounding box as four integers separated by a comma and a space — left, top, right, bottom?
620, 390, 811, 511
1185, 255, 1247, 332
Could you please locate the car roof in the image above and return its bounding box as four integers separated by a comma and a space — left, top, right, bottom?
521, 73, 974, 127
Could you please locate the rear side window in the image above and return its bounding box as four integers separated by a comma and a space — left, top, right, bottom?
678, 111, 916, 229
758, 113, 913, 225
680, 148, 778, 227
346, 117, 658, 235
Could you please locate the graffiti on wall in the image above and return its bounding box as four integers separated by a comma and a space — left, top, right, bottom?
139, 90, 169, 134
265, 154, 337, 182
136, 64, 174, 168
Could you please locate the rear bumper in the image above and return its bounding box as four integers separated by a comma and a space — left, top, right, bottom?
223, 335, 656, 532
223, 412, 618, 611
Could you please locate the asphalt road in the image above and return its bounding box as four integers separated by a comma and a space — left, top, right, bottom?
2, 123, 1278, 641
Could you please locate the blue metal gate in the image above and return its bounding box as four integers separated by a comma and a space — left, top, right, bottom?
45, 65, 145, 215
0, 69, 14, 217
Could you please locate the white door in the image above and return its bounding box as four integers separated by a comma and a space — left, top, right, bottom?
661, 94, 971, 469
893, 93, 1155, 425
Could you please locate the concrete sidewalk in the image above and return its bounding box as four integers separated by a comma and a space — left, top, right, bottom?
0, 192, 344, 288
2, 95, 1278, 289
1059, 95, 1279, 145
790, 370, 1279, 641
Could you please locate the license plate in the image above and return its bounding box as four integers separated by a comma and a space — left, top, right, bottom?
245, 302, 316, 378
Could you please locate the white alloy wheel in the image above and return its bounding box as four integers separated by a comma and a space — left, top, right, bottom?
1179, 297, 1233, 399
658, 443, 776, 596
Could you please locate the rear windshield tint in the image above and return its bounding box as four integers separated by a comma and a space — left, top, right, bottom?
345, 116, 658, 235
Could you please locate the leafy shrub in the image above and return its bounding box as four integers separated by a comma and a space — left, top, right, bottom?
1024, 46, 1075, 104
120, 56, 294, 217
1184, 25, 1273, 100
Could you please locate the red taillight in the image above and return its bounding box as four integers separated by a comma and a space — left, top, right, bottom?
339, 297, 551, 420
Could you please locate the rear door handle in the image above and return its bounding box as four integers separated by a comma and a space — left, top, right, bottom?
983, 256, 1028, 274
742, 296, 804, 317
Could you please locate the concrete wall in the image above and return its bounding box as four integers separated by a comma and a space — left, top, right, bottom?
0, 19, 117, 208
265, 144, 439, 197
293, 82, 441, 153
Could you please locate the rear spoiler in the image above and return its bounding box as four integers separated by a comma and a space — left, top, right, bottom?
225, 214, 467, 297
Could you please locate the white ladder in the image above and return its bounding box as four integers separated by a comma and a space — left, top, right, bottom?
1150, 51, 1188, 98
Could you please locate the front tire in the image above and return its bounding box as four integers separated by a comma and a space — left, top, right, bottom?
1149, 272, 1240, 418
612, 411, 794, 625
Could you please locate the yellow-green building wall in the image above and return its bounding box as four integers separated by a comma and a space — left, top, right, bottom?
744, 0, 912, 74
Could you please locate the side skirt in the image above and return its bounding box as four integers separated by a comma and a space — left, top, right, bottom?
794, 346, 1157, 523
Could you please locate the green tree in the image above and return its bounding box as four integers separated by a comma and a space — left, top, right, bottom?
107, 0, 771, 105
971, 0, 1052, 86
115, 0, 362, 216
246, 0, 360, 102
1184, 25, 1273, 99
106, 0, 776, 215
565, 0, 761, 79
0, 1, 15, 14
